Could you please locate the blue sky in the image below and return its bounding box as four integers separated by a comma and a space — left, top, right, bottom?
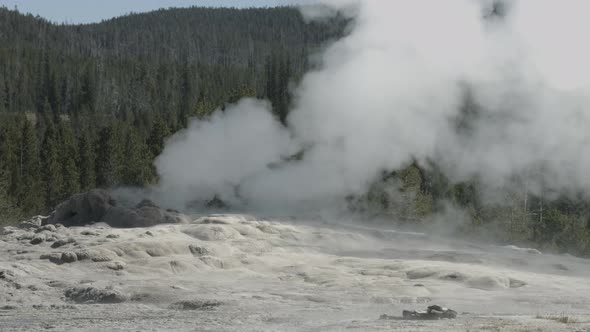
0, 0, 309, 24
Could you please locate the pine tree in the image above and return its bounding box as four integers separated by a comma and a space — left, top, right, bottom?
35, 51, 50, 114
265, 53, 291, 125
121, 125, 153, 186
58, 121, 80, 200
95, 125, 123, 188
0, 167, 22, 225
0, 116, 21, 201
17, 119, 43, 214
41, 120, 63, 210
0, 123, 22, 224
265, 54, 277, 108
194, 91, 214, 119
2, 83, 9, 113
78, 131, 96, 191
277, 54, 292, 124
42, 97, 53, 117
0, 76, 6, 113
147, 115, 170, 159
178, 61, 194, 128
79, 66, 97, 113
47, 71, 60, 116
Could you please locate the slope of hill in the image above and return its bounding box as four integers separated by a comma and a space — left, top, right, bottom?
0, 6, 347, 219
0, 6, 346, 116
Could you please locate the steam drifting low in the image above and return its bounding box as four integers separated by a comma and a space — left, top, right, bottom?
155, 0, 590, 212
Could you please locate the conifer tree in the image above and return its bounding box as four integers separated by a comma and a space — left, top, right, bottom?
147, 115, 170, 159
17, 119, 43, 214
79, 66, 97, 113
96, 125, 122, 188
58, 121, 80, 200
41, 120, 62, 210
194, 91, 214, 119
0, 77, 6, 113
0, 167, 22, 225
277, 54, 292, 124
0, 124, 22, 224
121, 125, 153, 186
178, 61, 194, 128
0, 117, 21, 200
78, 131, 96, 191
265, 53, 291, 125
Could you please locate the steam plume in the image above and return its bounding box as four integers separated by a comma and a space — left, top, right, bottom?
155, 0, 590, 212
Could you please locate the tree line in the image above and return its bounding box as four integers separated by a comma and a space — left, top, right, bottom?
0, 5, 342, 221
351, 147, 590, 256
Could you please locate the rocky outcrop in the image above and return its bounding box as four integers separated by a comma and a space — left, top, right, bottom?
64, 286, 129, 304
43, 190, 185, 228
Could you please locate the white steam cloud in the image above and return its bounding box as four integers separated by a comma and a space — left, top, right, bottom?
155, 0, 590, 212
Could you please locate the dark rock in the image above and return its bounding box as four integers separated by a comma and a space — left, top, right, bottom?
103, 206, 161, 228
45, 190, 112, 227
0, 269, 15, 281
400, 305, 457, 320
30, 235, 45, 245
44, 235, 58, 242
44, 189, 182, 228
509, 278, 527, 288
60, 252, 77, 263
51, 238, 76, 249
105, 261, 125, 270
64, 286, 129, 304
46, 280, 72, 288
74, 248, 116, 262
169, 300, 222, 310
188, 245, 211, 256
17, 216, 46, 229
135, 199, 158, 209
40, 253, 63, 265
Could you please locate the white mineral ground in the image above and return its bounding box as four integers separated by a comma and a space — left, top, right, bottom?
1, 214, 589, 331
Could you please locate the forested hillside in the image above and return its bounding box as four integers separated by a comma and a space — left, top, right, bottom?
0, 6, 346, 221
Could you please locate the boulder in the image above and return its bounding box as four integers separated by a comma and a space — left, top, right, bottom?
60, 252, 78, 264
45, 190, 113, 227
401, 305, 457, 320
40, 253, 63, 265
51, 238, 76, 248
64, 286, 129, 304
188, 244, 211, 256
30, 235, 45, 245
44, 190, 183, 228
17, 216, 46, 229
